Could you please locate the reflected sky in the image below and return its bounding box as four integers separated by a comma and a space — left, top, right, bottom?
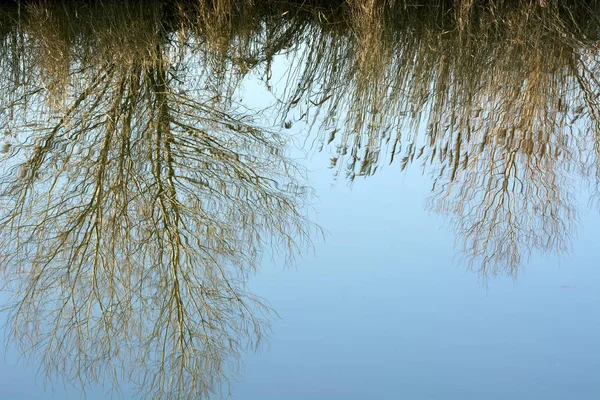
1, 1, 600, 399
234, 158, 600, 400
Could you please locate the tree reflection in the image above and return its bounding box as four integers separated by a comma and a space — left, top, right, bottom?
2, 0, 600, 397
278, 1, 600, 278
0, 2, 311, 399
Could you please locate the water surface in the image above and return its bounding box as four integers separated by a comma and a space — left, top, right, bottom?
0, 1, 600, 399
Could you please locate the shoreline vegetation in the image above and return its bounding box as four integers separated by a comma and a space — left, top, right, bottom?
1, 0, 600, 399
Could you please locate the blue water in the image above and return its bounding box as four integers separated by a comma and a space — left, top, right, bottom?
1, 56, 600, 400
228, 151, 600, 400
2, 142, 600, 399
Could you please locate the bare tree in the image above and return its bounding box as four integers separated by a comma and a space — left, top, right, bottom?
0, 2, 313, 399
277, 1, 600, 277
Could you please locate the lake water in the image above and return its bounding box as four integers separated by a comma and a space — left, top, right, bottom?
0, 1, 600, 399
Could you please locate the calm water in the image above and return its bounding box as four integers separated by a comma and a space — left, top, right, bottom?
1, 1, 600, 399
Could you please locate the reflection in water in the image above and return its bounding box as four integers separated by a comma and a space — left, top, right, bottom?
0, 0, 600, 397
279, 1, 600, 277
0, 2, 311, 399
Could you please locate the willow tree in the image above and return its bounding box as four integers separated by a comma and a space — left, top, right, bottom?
277, 1, 600, 277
